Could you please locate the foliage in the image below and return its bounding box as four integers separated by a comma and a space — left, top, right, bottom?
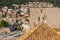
17, 25, 23, 31
0, 20, 8, 27
0, 0, 60, 7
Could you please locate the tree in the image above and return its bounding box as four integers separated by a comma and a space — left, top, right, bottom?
0, 20, 8, 27
0, 0, 60, 7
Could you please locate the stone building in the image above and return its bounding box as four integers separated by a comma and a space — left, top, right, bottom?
29, 7, 60, 28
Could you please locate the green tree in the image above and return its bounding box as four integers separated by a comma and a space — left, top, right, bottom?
0, 0, 60, 7
0, 20, 8, 27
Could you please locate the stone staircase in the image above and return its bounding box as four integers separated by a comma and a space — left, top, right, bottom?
17, 23, 60, 40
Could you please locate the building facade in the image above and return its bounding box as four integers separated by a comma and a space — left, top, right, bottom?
29, 8, 60, 28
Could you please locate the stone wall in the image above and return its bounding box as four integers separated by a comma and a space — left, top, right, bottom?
29, 8, 60, 27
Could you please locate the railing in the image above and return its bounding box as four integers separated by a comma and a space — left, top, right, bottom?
17, 23, 60, 40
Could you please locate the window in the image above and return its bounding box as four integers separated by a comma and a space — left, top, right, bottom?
43, 17, 45, 20
38, 17, 40, 21
41, 9, 42, 13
